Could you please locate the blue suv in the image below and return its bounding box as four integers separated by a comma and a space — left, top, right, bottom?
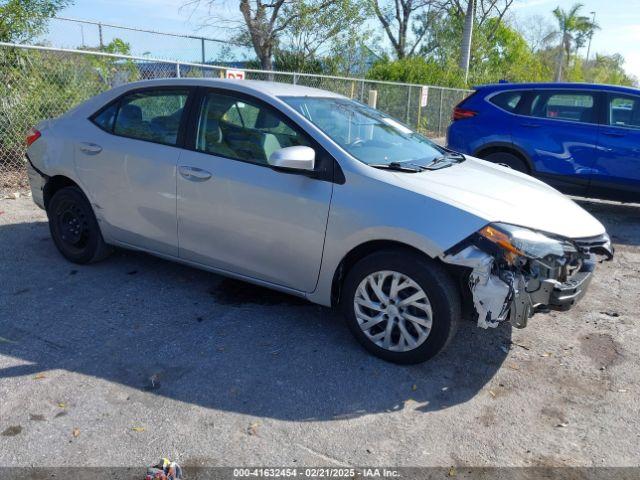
447, 82, 640, 202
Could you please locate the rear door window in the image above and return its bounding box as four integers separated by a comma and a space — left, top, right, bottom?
110, 89, 189, 145
489, 91, 522, 112
608, 95, 640, 129
529, 91, 596, 123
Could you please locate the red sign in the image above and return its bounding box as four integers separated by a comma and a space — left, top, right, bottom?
226, 69, 246, 80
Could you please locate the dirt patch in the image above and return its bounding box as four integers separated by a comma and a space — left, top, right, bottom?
579, 333, 623, 369
476, 407, 496, 427
2, 425, 23, 436
540, 406, 568, 426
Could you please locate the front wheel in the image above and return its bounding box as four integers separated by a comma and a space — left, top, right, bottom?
341, 250, 461, 364
483, 151, 529, 173
46, 186, 112, 264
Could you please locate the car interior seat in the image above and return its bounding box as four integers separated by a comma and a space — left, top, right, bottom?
201, 117, 235, 158
254, 110, 284, 161
116, 104, 151, 138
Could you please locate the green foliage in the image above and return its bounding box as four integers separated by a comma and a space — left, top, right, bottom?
366, 9, 635, 89
0, 45, 137, 174
277, 0, 372, 76
547, 3, 599, 80
367, 56, 466, 88
0, 0, 70, 42
81, 38, 139, 86
367, 19, 551, 88
273, 49, 325, 74
587, 53, 636, 86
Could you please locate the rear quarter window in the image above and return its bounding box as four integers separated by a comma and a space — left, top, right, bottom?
92, 103, 117, 132
489, 91, 523, 112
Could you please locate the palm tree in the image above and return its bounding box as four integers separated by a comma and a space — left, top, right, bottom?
546, 3, 599, 81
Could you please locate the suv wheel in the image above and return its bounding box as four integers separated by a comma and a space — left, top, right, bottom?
341, 250, 461, 364
46, 186, 112, 264
483, 151, 528, 173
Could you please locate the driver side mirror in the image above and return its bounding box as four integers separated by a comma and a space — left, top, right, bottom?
268, 146, 315, 172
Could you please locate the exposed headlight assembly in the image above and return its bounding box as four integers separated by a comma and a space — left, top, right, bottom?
478, 223, 576, 263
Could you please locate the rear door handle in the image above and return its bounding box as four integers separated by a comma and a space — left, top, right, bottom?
602, 130, 626, 138
179, 166, 212, 181
79, 142, 102, 155
520, 122, 541, 128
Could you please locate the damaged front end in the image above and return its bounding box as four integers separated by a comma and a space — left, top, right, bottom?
442, 223, 614, 329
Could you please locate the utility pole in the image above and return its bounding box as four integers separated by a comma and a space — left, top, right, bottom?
585, 11, 596, 63
98, 22, 104, 50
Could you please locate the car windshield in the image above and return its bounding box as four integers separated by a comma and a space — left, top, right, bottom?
281, 96, 446, 167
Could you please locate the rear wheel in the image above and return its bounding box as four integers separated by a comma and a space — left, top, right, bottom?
482, 151, 529, 173
341, 250, 461, 364
46, 186, 112, 264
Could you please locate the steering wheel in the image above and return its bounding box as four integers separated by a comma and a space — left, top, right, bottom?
350, 138, 365, 147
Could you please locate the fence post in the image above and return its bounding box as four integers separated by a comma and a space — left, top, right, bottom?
437, 88, 444, 137
406, 85, 412, 125
98, 23, 104, 49
293, 73, 298, 85
176, 62, 181, 78
368, 90, 378, 108
360, 79, 365, 102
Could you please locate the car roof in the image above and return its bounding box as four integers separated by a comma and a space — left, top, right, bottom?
474, 82, 640, 95
116, 78, 347, 99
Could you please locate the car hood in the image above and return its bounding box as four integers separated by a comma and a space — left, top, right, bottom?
395, 157, 605, 239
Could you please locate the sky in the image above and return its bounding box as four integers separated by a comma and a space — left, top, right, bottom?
44, 0, 640, 79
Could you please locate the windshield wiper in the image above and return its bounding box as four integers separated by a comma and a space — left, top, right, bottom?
435, 152, 466, 163
369, 162, 427, 173
423, 152, 465, 169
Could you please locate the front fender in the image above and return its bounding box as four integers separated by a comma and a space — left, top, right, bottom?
307, 173, 487, 306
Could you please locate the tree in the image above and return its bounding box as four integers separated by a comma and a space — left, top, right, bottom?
367, 19, 548, 88
585, 53, 636, 86
368, 0, 435, 59
546, 3, 598, 81
0, 0, 71, 43
514, 14, 555, 53
186, 0, 341, 70
279, 0, 370, 68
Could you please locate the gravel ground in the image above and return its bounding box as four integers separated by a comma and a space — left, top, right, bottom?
0, 194, 639, 468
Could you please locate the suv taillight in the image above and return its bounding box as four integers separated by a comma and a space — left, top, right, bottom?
26, 127, 41, 147
452, 107, 477, 121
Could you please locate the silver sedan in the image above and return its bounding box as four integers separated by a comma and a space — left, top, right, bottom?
26, 79, 613, 363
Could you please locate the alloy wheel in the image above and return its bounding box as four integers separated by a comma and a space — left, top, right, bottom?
353, 270, 433, 352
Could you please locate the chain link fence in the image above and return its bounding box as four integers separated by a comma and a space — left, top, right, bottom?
0, 43, 471, 192
43, 17, 255, 65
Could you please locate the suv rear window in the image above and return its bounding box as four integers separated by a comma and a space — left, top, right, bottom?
489, 91, 522, 112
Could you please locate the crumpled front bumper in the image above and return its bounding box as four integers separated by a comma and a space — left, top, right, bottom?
442, 236, 610, 329
507, 259, 595, 328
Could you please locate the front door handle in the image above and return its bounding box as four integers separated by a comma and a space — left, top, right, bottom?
602, 130, 626, 138
179, 166, 212, 181
79, 142, 102, 155
520, 122, 541, 128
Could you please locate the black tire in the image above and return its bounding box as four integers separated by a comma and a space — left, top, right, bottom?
46, 186, 112, 264
482, 151, 529, 173
340, 249, 461, 364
